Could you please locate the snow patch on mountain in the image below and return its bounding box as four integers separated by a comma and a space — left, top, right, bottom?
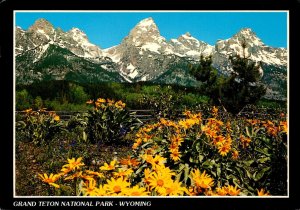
138, 17, 156, 27
141, 43, 161, 54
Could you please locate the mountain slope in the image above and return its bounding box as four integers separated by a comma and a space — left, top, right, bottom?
15, 18, 287, 100
16, 44, 125, 84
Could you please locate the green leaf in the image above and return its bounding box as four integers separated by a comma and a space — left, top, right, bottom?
246, 126, 251, 137
245, 169, 252, 179
254, 127, 263, 136
254, 147, 271, 157
257, 157, 270, 163
176, 171, 183, 182
202, 159, 213, 169
178, 163, 186, 172
184, 164, 190, 184
244, 182, 255, 192
242, 160, 254, 167
253, 167, 270, 181
101, 114, 107, 120
217, 167, 221, 177
141, 142, 152, 148
234, 166, 244, 182
199, 154, 204, 163
82, 131, 87, 142
135, 164, 146, 175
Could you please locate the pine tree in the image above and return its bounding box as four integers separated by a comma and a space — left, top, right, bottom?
219, 41, 266, 114
189, 55, 222, 104
190, 41, 266, 115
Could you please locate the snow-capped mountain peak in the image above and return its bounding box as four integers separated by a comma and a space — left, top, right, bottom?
182, 32, 192, 38
28, 18, 55, 35
68, 28, 88, 39
15, 17, 287, 100
215, 28, 282, 63
67, 27, 94, 47
16, 18, 103, 60
170, 32, 214, 58
127, 17, 163, 45
233, 28, 264, 47
136, 17, 156, 28
239, 28, 254, 35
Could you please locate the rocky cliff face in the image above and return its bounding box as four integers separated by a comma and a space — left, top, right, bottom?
15, 17, 287, 100
16, 18, 103, 61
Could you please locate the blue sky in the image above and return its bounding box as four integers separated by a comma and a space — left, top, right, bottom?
15, 12, 288, 49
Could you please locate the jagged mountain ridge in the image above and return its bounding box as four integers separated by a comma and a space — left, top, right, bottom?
15, 18, 124, 83
15, 17, 287, 100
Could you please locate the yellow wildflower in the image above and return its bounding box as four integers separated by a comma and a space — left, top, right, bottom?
97, 98, 106, 103
216, 187, 228, 196
280, 121, 287, 134
225, 185, 240, 196
171, 135, 184, 146
142, 168, 152, 186
96, 184, 107, 196
86, 99, 94, 104
115, 100, 126, 109
85, 170, 105, 178
148, 155, 167, 167
240, 135, 251, 148
104, 177, 130, 196
212, 106, 218, 117
148, 171, 172, 194
64, 171, 84, 180
191, 169, 214, 189
53, 115, 60, 121
113, 167, 134, 179
126, 185, 149, 196
81, 179, 99, 196
162, 180, 187, 196
61, 157, 85, 172
107, 99, 115, 106
100, 159, 117, 171
38, 173, 61, 188
257, 188, 270, 196
119, 156, 140, 167
170, 149, 181, 162
218, 143, 231, 156
232, 150, 239, 160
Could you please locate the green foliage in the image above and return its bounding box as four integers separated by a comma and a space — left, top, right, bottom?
190, 43, 266, 115
16, 79, 284, 114
33, 96, 44, 110
16, 89, 32, 110
182, 93, 209, 106
43, 100, 88, 111
131, 109, 287, 195
66, 113, 89, 143
69, 84, 89, 104
85, 99, 141, 145
16, 110, 64, 145
189, 55, 224, 104
15, 132, 132, 196
219, 50, 266, 114
257, 99, 287, 110
231, 120, 287, 195
139, 85, 184, 119
190, 55, 217, 84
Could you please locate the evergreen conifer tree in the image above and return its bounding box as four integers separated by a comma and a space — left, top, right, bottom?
190, 41, 266, 115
